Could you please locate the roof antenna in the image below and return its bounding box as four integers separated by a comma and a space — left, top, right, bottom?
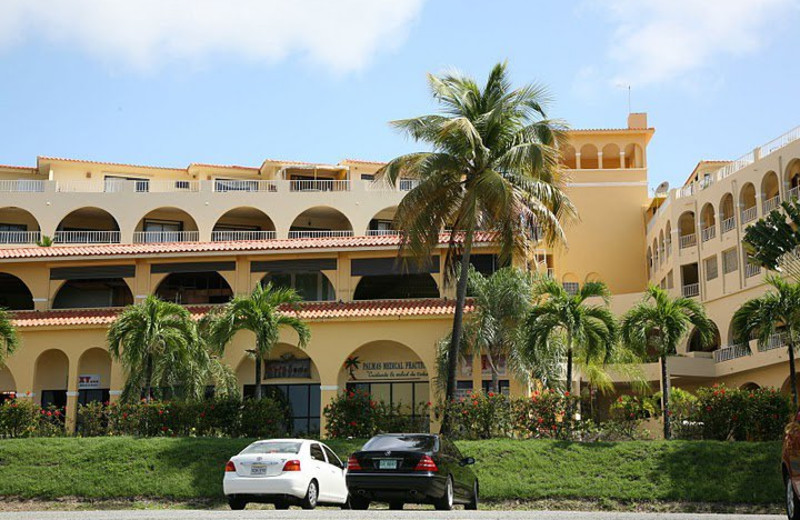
615, 83, 632, 114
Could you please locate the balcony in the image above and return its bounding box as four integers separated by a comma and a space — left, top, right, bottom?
713, 343, 751, 363
211, 230, 277, 242
756, 332, 788, 352
789, 186, 800, 202
763, 195, 780, 213
289, 179, 350, 192
213, 179, 276, 192
679, 233, 696, 249
700, 226, 716, 242
133, 231, 199, 243
745, 262, 761, 279
721, 217, 736, 234
287, 230, 354, 239
0, 231, 41, 245
53, 230, 121, 244
682, 283, 699, 298
741, 206, 758, 224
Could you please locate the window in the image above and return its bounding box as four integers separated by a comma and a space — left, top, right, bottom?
310, 443, 326, 462
0, 223, 27, 244
242, 441, 302, 455
455, 381, 473, 399
562, 282, 579, 295
722, 248, 738, 274
78, 389, 109, 406
704, 256, 718, 281
481, 380, 510, 395
244, 383, 321, 433
144, 219, 182, 233
346, 381, 430, 430
322, 445, 343, 468
360, 174, 375, 182
263, 272, 334, 301
368, 219, 393, 232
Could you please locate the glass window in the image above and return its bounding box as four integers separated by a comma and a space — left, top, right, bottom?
481, 380, 510, 396
263, 272, 334, 301
322, 445, 342, 468
363, 434, 436, 452
242, 441, 302, 455
456, 381, 473, 399
287, 385, 310, 417
310, 443, 326, 462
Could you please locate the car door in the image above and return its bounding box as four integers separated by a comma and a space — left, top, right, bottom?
309, 443, 333, 501
786, 411, 800, 488
448, 439, 475, 500
441, 438, 470, 501
321, 443, 348, 502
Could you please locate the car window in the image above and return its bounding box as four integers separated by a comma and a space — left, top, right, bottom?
362, 435, 436, 451
446, 439, 464, 459
322, 445, 342, 468
241, 441, 302, 455
310, 443, 326, 462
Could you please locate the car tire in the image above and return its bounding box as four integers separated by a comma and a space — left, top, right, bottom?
350, 496, 370, 510
465, 480, 479, 510
787, 475, 800, 520
227, 498, 246, 510
300, 480, 318, 510
274, 500, 290, 510
434, 476, 454, 511
389, 501, 404, 510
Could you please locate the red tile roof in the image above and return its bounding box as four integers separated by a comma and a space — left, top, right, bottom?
0, 232, 498, 261
11, 299, 472, 328
38, 156, 185, 171
342, 159, 388, 165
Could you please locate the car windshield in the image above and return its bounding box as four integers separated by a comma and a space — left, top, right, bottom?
363, 435, 435, 452
241, 441, 302, 455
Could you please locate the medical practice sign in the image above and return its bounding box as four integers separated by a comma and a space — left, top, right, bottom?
78, 374, 101, 389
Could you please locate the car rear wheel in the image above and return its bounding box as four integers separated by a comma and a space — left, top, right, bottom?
227, 498, 246, 510
434, 476, 454, 511
300, 480, 318, 510
273, 500, 289, 510
389, 501, 404, 510
465, 480, 479, 510
787, 476, 800, 520
350, 496, 370, 510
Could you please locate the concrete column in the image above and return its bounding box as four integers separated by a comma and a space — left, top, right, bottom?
619, 151, 626, 169
65, 359, 80, 433
319, 384, 339, 438
597, 151, 604, 169
575, 152, 582, 170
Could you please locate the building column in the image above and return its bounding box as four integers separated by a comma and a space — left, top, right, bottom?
619, 150, 626, 169
319, 383, 339, 438
597, 151, 604, 169
575, 152, 582, 170
65, 358, 80, 433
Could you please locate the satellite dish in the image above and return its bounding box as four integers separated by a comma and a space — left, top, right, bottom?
655, 181, 670, 196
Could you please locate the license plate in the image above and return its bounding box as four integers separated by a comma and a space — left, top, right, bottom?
379, 459, 398, 470
250, 463, 268, 476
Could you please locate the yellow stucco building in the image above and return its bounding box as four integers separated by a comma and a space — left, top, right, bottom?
1, 111, 794, 434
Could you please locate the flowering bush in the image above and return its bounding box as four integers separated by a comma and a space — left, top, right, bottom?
0, 399, 65, 438
323, 389, 430, 438
437, 392, 514, 439
513, 389, 578, 439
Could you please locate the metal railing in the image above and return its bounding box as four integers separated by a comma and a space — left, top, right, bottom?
714, 344, 751, 363
741, 206, 758, 223
213, 180, 276, 192
721, 217, 736, 234
53, 230, 121, 244
210, 230, 276, 242
700, 226, 716, 242
149, 180, 200, 192
759, 332, 788, 352
682, 283, 700, 298
763, 195, 780, 213
745, 262, 761, 278
715, 125, 800, 182
0, 180, 45, 192
788, 186, 800, 202
289, 180, 350, 192
679, 233, 697, 249
0, 231, 41, 244
287, 230, 354, 239
132, 231, 199, 243
365, 230, 402, 236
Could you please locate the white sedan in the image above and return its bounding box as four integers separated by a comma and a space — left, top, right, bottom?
223, 439, 349, 510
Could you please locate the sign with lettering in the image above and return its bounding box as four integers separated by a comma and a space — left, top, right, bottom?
78, 374, 101, 390
264, 358, 311, 379
345, 356, 427, 381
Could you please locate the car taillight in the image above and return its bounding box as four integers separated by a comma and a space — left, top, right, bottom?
414, 455, 438, 472
282, 460, 301, 472
347, 456, 362, 471
225, 460, 236, 472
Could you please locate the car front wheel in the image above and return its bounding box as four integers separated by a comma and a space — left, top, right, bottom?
300, 480, 318, 510
434, 476, 454, 511
228, 497, 246, 510
466, 480, 479, 510
787, 476, 800, 520
350, 496, 370, 510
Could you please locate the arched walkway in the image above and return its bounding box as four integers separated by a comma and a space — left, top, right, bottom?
155, 272, 233, 304
212, 207, 276, 242
135, 207, 199, 243
579, 144, 598, 169
367, 206, 398, 235
55, 207, 120, 244
34, 349, 69, 409
289, 206, 354, 238
77, 348, 112, 405
624, 143, 644, 168
601, 143, 621, 169
52, 278, 133, 309
0, 207, 41, 244
353, 273, 439, 300
560, 145, 577, 169
740, 182, 758, 223
0, 272, 34, 310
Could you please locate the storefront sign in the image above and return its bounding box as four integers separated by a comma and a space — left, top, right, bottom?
345, 356, 427, 381
78, 374, 101, 390
264, 357, 311, 379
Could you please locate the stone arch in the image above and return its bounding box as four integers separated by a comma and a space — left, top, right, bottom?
353, 273, 439, 300
740, 182, 758, 222
720, 193, 735, 224
135, 207, 199, 243
687, 322, 721, 353
579, 144, 599, 169
0, 272, 34, 310
211, 207, 276, 241
52, 278, 133, 309
678, 211, 696, 248
0, 207, 41, 244
366, 206, 399, 235
0, 366, 16, 399
55, 207, 121, 244
289, 206, 354, 238
700, 203, 716, 230
740, 382, 760, 391
154, 271, 233, 304
624, 143, 644, 168
601, 143, 621, 169
33, 349, 69, 409
786, 158, 800, 198
761, 171, 780, 206
560, 145, 577, 169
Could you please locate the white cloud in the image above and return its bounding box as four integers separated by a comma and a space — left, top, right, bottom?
591, 0, 798, 87
0, 0, 424, 73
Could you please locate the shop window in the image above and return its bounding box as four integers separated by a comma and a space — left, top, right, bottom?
78, 389, 110, 406
243, 383, 320, 434
346, 381, 430, 429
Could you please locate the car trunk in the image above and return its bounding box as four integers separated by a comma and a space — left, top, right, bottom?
351, 450, 428, 472
232, 454, 292, 478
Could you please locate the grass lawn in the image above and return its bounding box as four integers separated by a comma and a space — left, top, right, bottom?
0, 437, 782, 505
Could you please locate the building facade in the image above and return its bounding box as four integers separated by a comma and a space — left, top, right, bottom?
0, 112, 667, 433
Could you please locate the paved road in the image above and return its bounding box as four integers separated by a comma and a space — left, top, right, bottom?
0, 511, 783, 520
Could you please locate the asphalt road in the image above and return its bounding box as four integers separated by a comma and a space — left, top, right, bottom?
0, 511, 783, 520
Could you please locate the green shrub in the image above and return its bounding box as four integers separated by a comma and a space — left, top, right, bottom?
0, 399, 38, 438
323, 389, 429, 438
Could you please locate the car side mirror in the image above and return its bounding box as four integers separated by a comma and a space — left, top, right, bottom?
460, 457, 475, 466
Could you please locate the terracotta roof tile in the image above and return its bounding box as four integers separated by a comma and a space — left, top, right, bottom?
11, 299, 473, 327
0, 232, 498, 261
38, 156, 184, 171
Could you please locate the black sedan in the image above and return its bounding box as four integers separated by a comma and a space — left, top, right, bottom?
346, 433, 478, 510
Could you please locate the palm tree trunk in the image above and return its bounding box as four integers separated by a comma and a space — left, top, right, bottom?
661, 356, 672, 440
788, 339, 798, 409
144, 354, 153, 404
485, 349, 499, 394
441, 231, 475, 435
565, 338, 574, 428
254, 353, 263, 400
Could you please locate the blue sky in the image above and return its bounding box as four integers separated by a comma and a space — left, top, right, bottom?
0, 0, 798, 190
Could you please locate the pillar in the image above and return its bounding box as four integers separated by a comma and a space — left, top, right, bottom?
575, 152, 582, 170
619, 150, 626, 169
65, 358, 80, 433
319, 383, 339, 438
597, 151, 604, 169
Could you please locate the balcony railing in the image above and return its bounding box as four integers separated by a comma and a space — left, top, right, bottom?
365, 230, 402, 236
788, 186, 800, 202
133, 231, 199, 243
682, 283, 700, 298
54, 230, 121, 244
714, 343, 751, 363
763, 195, 780, 213
741, 206, 758, 224
758, 332, 788, 352
287, 230, 354, 239
0, 231, 41, 244
721, 217, 736, 234
679, 233, 697, 249
745, 262, 761, 278
0, 180, 45, 192
289, 180, 350, 192
213, 180, 276, 192
211, 230, 276, 242
700, 226, 716, 242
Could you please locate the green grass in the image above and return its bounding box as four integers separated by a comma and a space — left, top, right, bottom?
0, 437, 782, 505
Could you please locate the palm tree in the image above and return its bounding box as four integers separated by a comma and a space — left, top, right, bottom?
0, 308, 20, 366
732, 275, 800, 407
743, 198, 800, 281
621, 285, 714, 439
376, 62, 574, 425
107, 296, 198, 403
204, 283, 311, 400
522, 278, 617, 420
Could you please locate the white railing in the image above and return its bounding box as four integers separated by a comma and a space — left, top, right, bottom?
0, 231, 41, 244
289, 180, 350, 192
714, 125, 800, 182
287, 230, 354, 239
56, 180, 110, 192
741, 206, 758, 223
721, 217, 736, 234
745, 262, 761, 278
399, 179, 419, 191
365, 230, 401, 236
763, 195, 780, 213
679, 233, 696, 249
760, 125, 800, 157
700, 226, 716, 242
213, 180, 276, 192
0, 180, 45, 192
53, 230, 121, 244
759, 332, 788, 352
788, 186, 800, 202
211, 230, 276, 242
149, 180, 200, 192
665, 239, 672, 257
132, 231, 199, 243
714, 344, 751, 363
682, 283, 700, 298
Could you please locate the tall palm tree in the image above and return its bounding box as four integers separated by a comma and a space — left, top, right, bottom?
435, 266, 534, 394
621, 285, 714, 439
0, 308, 20, 366
743, 199, 800, 281
376, 62, 574, 425
107, 296, 198, 403
522, 278, 617, 420
204, 283, 311, 400
732, 275, 800, 407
